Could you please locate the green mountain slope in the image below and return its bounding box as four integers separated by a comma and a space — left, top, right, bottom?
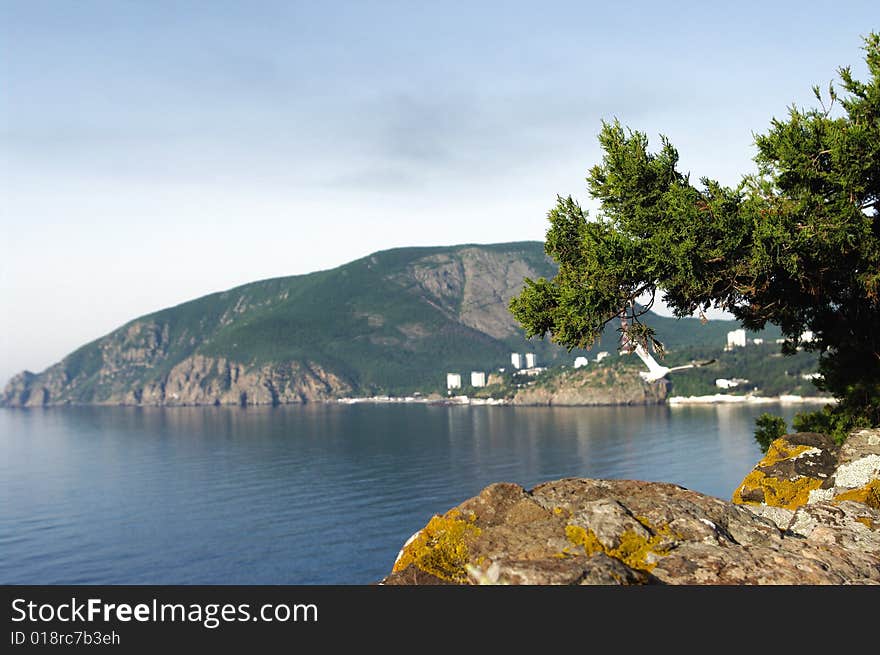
2, 241, 773, 406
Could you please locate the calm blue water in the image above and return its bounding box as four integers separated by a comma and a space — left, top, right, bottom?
0, 403, 801, 584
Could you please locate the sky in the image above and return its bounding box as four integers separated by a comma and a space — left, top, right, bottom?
1, 1, 877, 385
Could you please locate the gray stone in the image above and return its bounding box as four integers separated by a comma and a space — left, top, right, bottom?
382, 476, 880, 585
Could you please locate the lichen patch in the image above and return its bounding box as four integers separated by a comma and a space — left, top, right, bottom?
833, 455, 880, 488
392, 509, 482, 582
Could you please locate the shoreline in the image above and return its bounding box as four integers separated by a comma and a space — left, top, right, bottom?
667, 393, 834, 406
2, 394, 836, 409
337, 395, 507, 406
338, 393, 836, 407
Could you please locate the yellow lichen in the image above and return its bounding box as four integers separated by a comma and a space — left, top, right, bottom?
564, 524, 673, 572
732, 470, 767, 505
833, 479, 880, 510
552, 506, 570, 517
855, 517, 875, 529
392, 509, 481, 582
634, 515, 659, 531
760, 475, 823, 509
733, 437, 824, 507
760, 439, 815, 467
732, 470, 823, 510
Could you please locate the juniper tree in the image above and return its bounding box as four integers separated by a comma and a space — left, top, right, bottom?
510, 34, 880, 440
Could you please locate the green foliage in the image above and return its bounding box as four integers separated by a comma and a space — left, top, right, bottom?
791, 406, 872, 444
511, 34, 880, 438
754, 413, 788, 453
663, 342, 823, 397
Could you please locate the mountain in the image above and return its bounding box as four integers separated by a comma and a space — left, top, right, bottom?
1, 241, 769, 407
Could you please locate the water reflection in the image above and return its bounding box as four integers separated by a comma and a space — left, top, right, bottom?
0, 403, 801, 584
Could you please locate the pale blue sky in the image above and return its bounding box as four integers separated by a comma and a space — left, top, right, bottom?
1, 1, 877, 384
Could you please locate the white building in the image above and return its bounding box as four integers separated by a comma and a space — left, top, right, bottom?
800, 330, 815, 343
470, 371, 486, 388
726, 329, 747, 349
525, 353, 537, 369
573, 356, 589, 369
511, 353, 523, 369
752, 338, 764, 345
595, 351, 610, 363
716, 378, 749, 389
446, 373, 461, 390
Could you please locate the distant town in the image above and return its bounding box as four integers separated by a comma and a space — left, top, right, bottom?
444, 328, 821, 394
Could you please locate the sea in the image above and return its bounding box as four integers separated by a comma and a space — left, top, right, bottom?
0, 403, 803, 585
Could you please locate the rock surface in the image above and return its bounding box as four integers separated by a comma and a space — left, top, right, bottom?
1, 353, 351, 407
511, 367, 668, 406
383, 429, 880, 585
733, 428, 880, 526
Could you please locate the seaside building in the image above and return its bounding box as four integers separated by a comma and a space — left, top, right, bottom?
470, 371, 486, 388
595, 351, 610, 363
573, 356, 589, 369
726, 329, 747, 349
446, 373, 461, 390
511, 353, 523, 369
716, 378, 749, 389
800, 331, 815, 343
752, 338, 764, 345
525, 353, 537, 369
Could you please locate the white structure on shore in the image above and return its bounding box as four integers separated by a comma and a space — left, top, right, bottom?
525, 353, 537, 369
446, 373, 461, 390
726, 329, 747, 349
801, 330, 815, 343
470, 371, 486, 388
752, 338, 764, 345
573, 356, 589, 369
716, 378, 749, 389
510, 353, 523, 369
595, 351, 610, 363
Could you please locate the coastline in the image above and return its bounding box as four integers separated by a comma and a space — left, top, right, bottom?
0, 394, 836, 410
667, 393, 834, 406
337, 395, 507, 406
337, 393, 836, 407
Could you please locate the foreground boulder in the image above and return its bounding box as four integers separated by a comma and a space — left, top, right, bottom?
733, 428, 880, 530
383, 429, 880, 585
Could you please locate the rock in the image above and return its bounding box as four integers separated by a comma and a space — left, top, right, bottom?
385, 428, 880, 585
382, 474, 880, 585
733, 429, 880, 530
1, 371, 38, 406
732, 432, 838, 511
1, 353, 352, 407
511, 368, 668, 406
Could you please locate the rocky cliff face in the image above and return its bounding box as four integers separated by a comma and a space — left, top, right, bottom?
1, 354, 351, 407
398, 246, 547, 340
511, 367, 668, 406
382, 428, 880, 585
